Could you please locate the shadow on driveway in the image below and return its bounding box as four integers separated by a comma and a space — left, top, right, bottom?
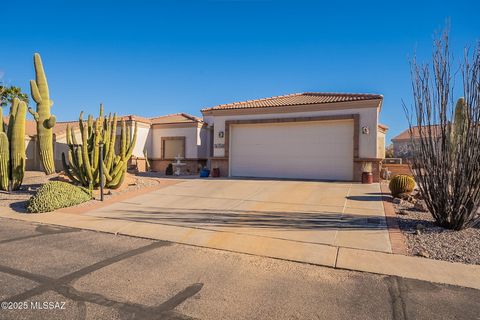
90, 207, 393, 231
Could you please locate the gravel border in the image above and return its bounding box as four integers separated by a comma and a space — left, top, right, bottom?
0, 171, 161, 213
393, 201, 480, 265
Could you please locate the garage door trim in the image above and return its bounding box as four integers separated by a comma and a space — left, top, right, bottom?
224, 114, 360, 179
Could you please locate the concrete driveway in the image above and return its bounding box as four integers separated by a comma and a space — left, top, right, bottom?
84, 179, 391, 254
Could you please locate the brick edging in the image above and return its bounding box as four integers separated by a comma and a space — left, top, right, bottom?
380, 182, 408, 255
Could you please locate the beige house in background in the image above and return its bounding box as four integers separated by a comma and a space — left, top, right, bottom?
22, 92, 387, 182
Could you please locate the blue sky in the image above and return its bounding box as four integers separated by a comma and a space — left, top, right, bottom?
1, 0, 479, 142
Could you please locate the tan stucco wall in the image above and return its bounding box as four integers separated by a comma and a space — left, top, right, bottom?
151, 126, 199, 159
377, 131, 386, 158
133, 123, 152, 158
204, 104, 380, 159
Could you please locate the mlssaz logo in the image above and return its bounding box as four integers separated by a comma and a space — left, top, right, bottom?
30, 301, 66, 310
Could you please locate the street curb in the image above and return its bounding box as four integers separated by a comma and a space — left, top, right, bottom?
1, 207, 479, 290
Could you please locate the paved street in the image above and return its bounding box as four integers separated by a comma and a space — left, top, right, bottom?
0, 217, 478, 320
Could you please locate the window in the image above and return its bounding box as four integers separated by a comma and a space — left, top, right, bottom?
162, 137, 185, 159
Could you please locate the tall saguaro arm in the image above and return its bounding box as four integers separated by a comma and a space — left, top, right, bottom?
29, 53, 56, 174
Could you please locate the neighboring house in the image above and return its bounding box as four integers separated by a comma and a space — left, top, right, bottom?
147, 113, 209, 173
202, 92, 387, 182
23, 113, 210, 174
391, 125, 440, 159
18, 92, 388, 181
54, 113, 209, 174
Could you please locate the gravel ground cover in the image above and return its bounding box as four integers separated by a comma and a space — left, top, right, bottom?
0, 171, 160, 213
393, 199, 480, 265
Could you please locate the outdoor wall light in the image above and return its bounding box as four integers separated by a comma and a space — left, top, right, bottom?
362, 126, 370, 135
218, 131, 224, 138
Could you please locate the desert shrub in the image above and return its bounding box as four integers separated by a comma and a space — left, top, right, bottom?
27, 181, 92, 213
405, 29, 480, 229
389, 175, 415, 198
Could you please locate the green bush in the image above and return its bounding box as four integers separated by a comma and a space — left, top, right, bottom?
389, 174, 415, 198
27, 181, 92, 213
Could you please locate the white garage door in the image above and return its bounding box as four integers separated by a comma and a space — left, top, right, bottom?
229, 120, 354, 180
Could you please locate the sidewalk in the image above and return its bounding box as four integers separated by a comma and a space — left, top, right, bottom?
2, 206, 479, 291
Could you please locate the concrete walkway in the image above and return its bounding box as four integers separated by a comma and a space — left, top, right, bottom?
1, 179, 479, 290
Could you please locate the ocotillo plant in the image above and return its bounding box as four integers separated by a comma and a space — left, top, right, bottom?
405, 30, 480, 230
28, 53, 56, 174
0, 98, 27, 191
61, 104, 137, 189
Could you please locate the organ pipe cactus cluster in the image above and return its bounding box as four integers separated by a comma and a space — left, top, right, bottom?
0, 98, 27, 191
28, 53, 56, 175
61, 104, 137, 189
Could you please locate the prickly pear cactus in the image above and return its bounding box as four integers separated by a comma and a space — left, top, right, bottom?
28, 53, 56, 175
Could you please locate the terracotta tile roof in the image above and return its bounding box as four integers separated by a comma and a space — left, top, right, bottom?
4, 117, 80, 137
25, 120, 37, 136
53, 121, 78, 137
392, 125, 442, 141
121, 115, 152, 124
3, 119, 37, 137
378, 123, 389, 130
378, 123, 389, 133
201, 92, 383, 112
150, 113, 203, 125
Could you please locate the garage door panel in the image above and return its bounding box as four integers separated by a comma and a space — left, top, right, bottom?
230, 120, 353, 181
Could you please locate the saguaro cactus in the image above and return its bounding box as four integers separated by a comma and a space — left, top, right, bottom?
62, 104, 137, 189
452, 97, 468, 150
28, 53, 56, 174
0, 98, 27, 191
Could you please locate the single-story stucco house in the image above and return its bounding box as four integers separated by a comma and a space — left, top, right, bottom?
21, 92, 387, 182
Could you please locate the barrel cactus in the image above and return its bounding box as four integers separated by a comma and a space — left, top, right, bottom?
0, 98, 27, 191
61, 104, 137, 189
28, 53, 56, 175
389, 174, 415, 198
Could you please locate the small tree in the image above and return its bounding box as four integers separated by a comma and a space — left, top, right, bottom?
0, 85, 29, 107
404, 29, 480, 230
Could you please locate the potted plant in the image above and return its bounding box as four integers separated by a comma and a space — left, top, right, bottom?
199, 167, 210, 178
211, 167, 220, 178
361, 161, 373, 184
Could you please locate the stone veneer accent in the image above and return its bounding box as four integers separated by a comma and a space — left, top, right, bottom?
353, 158, 382, 182
210, 158, 229, 177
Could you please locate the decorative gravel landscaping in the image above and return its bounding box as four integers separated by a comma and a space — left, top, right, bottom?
393, 199, 480, 265
0, 171, 160, 213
